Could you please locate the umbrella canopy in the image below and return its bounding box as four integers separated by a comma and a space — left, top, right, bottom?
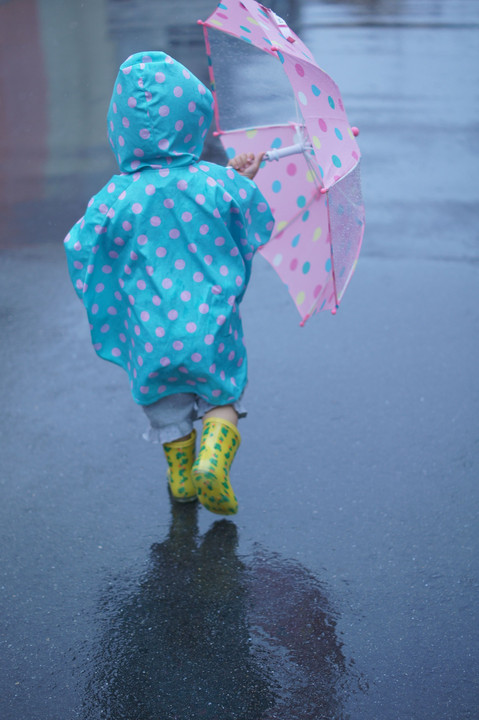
200, 0, 365, 323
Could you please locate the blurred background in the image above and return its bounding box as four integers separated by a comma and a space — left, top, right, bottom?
2, 0, 478, 261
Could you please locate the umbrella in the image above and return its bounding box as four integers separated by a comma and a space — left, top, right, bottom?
199, 0, 365, 324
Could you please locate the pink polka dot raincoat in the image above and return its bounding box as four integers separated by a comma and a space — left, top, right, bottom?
64, 51, 274, 407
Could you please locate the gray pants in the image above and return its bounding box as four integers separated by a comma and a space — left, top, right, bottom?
142, 392, 247, 445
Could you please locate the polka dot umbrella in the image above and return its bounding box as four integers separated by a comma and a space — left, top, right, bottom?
199, 0, 365, 323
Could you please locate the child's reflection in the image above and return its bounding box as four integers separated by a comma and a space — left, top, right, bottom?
84, 503, 356, 719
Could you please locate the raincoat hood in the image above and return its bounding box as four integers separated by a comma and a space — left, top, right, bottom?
107, 51, 214, 172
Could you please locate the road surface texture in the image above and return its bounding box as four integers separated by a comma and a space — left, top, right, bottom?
1, 0, 478, 718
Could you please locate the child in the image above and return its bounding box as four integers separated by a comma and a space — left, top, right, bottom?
64, 51, 274, 516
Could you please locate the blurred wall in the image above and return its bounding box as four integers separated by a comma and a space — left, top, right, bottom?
37, 0, 117, 192
0, 0, 48, 208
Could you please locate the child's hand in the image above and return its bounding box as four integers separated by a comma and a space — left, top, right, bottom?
227, 152, 265, 181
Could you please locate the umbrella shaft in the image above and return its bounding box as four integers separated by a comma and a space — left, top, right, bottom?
264, 142, 310, 162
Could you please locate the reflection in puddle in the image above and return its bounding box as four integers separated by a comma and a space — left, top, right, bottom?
83, 503, 360, 719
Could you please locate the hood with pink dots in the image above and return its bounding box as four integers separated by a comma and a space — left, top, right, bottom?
107, 51, 214, 172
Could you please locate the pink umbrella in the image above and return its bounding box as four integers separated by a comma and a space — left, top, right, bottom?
199, 0, 365, 324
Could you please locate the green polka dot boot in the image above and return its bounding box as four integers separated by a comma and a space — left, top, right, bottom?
163, 430, 197, 503
191, 418, 240, 515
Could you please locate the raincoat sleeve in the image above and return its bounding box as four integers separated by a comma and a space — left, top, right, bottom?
218, 166, 274, 295
63, 197, 103, 301
224, 166, 274, 247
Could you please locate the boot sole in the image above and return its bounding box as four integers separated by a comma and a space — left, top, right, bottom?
167, 485, 197, 503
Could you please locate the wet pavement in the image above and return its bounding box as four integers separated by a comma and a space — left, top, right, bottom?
1, 0, 478, 718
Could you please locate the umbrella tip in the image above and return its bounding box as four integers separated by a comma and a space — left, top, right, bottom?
320, 187, 327, 194
351, 126, 360, 137
331, 307, 338, 315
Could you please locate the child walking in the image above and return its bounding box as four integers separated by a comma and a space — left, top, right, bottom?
64, 51, 274, 516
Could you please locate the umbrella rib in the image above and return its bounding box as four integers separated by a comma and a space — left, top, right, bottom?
214, 121, 300, 136
299, 201, 337, 325
303, 148, 325, 193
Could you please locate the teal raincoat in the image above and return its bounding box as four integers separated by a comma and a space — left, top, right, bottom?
64, 52, 274, 406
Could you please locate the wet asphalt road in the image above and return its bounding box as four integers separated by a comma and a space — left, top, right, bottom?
1, 0, 478, 718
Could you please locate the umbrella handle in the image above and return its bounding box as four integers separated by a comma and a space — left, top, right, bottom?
264, 142, 312, 162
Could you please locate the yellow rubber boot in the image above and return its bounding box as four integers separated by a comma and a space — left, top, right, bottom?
163, 430, 197, 503
191, 418, 240, 515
